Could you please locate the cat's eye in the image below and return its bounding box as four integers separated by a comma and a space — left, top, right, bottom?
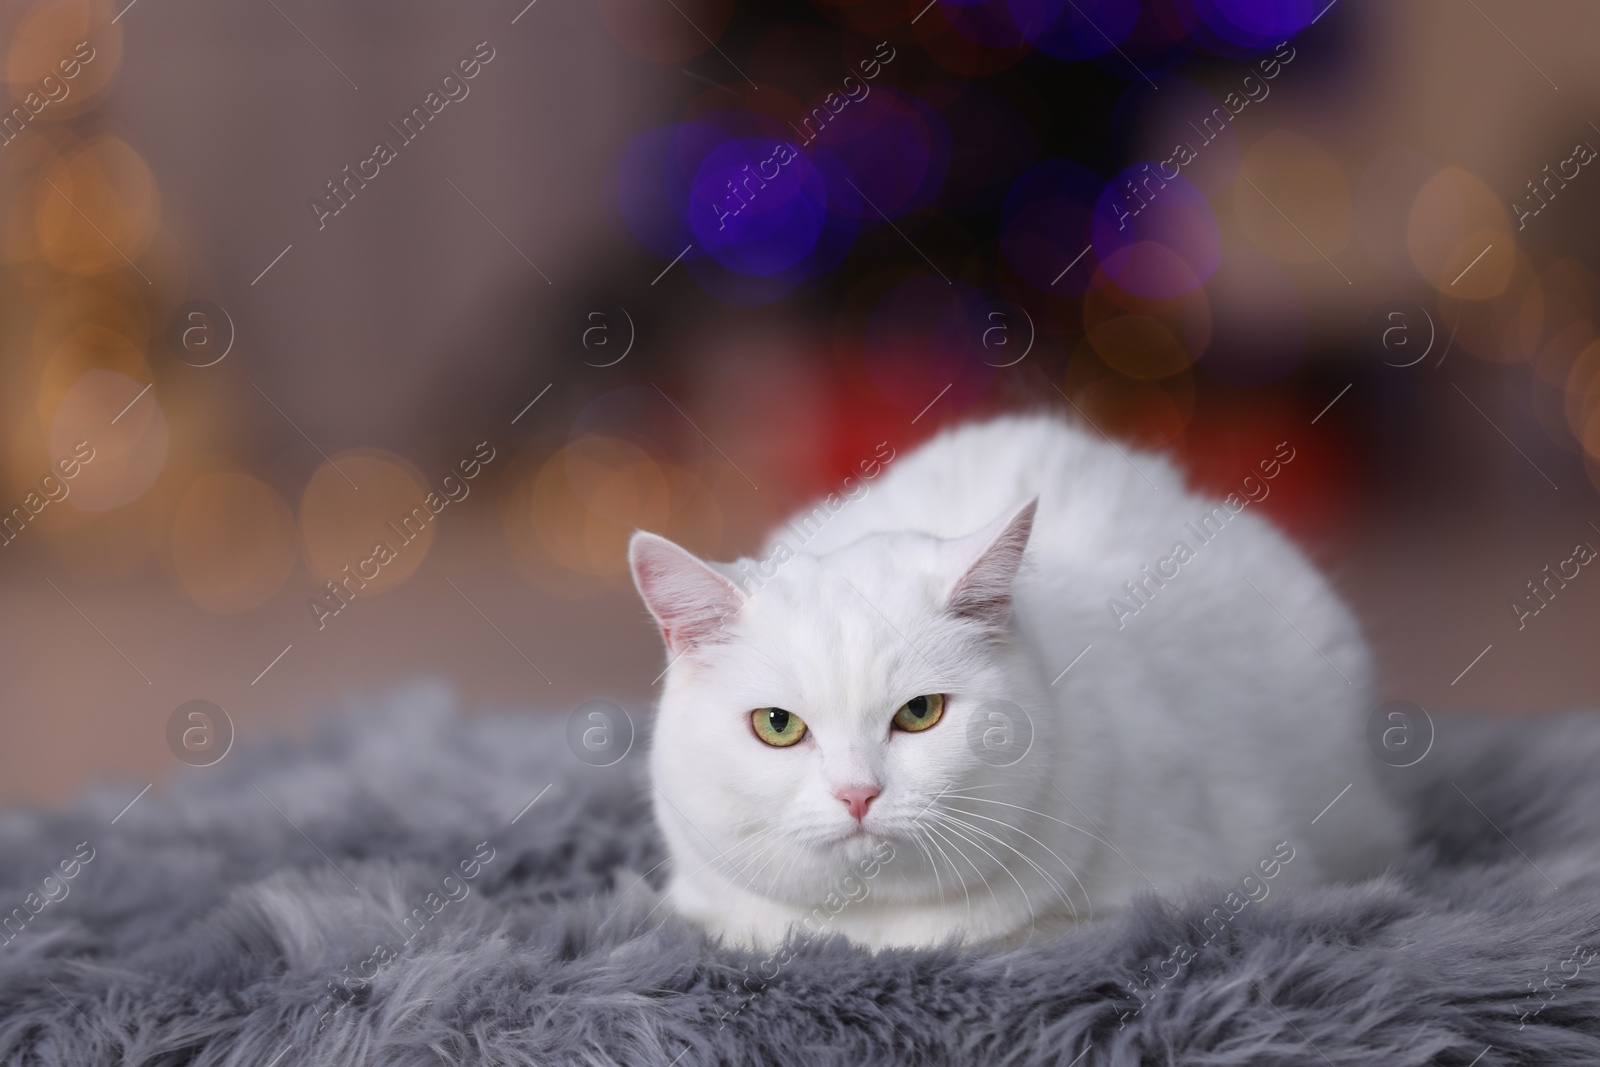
751, 707, 807, 747
892, 694, 945, 733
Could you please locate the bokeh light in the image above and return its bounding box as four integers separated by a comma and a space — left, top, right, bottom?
1119, 0, 1206, 63
1192, 0, 1314, 53
35, 136, 157, 277
1013, 0, 1141, 61
911, 7, 1033, 78
1443, 251, 1540, 363
616, 123, 700, 261
620, 109, 879, 302
1062, 340, 1196, 447
689, 137, 827, 274
32, 274, 152, 357
808, 0, 903, 34
35, 324, 147, 426
812, 86, 948, 221
170, 471, 297, 612
1087, 314, 1192, 380
1001, 159, 1101, 293
503, 435, 721, 593
1407, 165, 1514, 298
564, 435, 675, 529
939, 0, 1031, 50
1566, 339, 1600, 450
571, 386, 706, 473
1536, 258, 1600, 377
5, 0, 122, 120
1236, 129, 1351, 265
1121, 77, 1241, 196
1083, 265, 1213, 347
1092, 164, 1218, 299
618, 113, 789, 258
48, 368, 167, 511
1353, 144, 1436, 277
1539, 319, 1596, 388
299, 450, 434, 596
1488, 254, 1544, 364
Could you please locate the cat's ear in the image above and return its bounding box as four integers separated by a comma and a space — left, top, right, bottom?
628, 531, 745, 654
944, 497, 1037, 627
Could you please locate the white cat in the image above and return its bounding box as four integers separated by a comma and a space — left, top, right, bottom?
629, 414, 1406, 950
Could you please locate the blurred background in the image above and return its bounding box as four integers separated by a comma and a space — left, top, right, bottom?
2, 0, 1598, 806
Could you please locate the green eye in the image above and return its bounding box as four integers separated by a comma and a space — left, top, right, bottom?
752, 707, 807, 747
892, 694, 945, 733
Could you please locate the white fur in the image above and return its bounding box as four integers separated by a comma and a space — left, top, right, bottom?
629, 414, 1407, 950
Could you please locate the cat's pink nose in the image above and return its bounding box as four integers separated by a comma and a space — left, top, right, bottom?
835, 784, 880, 822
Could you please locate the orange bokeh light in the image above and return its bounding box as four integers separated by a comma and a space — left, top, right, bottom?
35, 135, 157, 277
170, 471, 298, 612
299, 450, 434, 596
1407, 166, 1513, 298
1237, 130, 1352, 265
5, 0, 121, 120
48, 368, 167, 511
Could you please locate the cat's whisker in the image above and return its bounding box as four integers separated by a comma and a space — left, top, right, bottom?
926, 811, 1036, 933
637, 894, 679, 929
725, 826, 796, 893
932, 807, 1084, 924
731, 845, 781, 897
1044, 790, 1163, 902
771, 842, 807, 905
939, 791, 1117, 849
593, 852, 675, 938
940, 792, 1143, 904
634, 824, 788, 929
924, 821, 993, 925
761, 831, 820, 903
934, 808, 1070, 905
673, 824, 783, 897
732, 824, 790, 880
630, 416, 1408, 950
721, 823, 782, 866
908, 828, 947, 906
908, 790, 965, 910
920, 822, 975, 924
937, 801, 1094, 922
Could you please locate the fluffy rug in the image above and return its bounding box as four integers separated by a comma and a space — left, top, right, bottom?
2, 682, 1598, 1067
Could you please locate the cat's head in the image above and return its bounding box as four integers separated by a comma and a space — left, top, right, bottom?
629, 498, 1051, 919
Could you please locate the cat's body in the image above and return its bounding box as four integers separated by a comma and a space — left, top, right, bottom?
630, 414, 1407, 950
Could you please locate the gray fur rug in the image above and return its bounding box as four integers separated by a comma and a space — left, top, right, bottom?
3, 682, 1598, 1067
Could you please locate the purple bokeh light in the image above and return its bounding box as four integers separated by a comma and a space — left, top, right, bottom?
940, 0, 1033, 50
1191, 0, 1315, 53
618, 112, 866, 302
1091, 164, 1219, 299
1113, 76, 1242, 196
616, 124, 697, 261
1011, 0, 1141, 60
689, 138, 827, 275
811, 87, 948, 221
1001, 159, 1102, 294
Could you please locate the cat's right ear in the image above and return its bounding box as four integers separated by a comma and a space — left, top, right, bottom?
628, 531, 745, 655
944, 497, 1037, 627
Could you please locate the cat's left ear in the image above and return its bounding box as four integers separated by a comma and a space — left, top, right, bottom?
944, 497, 1037, 627
628, 531, 746, 655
